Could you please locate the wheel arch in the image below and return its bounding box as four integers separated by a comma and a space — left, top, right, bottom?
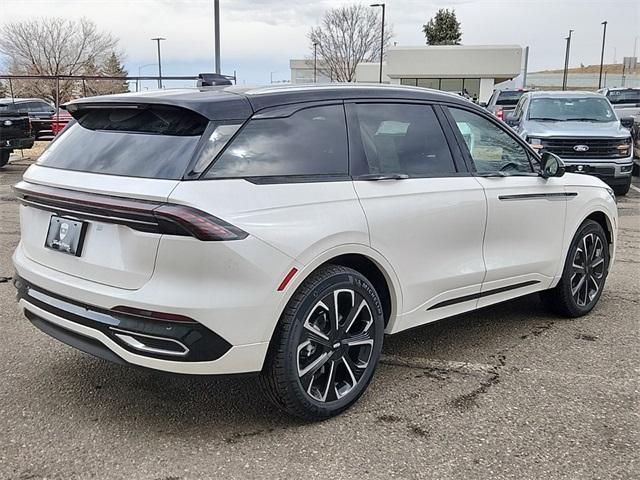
262, 244, 403, 368
554, 204, 617, 284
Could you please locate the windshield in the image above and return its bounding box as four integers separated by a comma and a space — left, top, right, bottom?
528, 97, 616, 122
606, 89, 640, 105
496, 91, 526, 106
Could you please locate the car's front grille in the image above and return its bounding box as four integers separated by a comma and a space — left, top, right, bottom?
542, 137, 629, 159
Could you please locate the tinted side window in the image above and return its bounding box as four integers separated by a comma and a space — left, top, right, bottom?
448, 107, 533, 173
353, 103, 456, 177
205, 105, 347, 178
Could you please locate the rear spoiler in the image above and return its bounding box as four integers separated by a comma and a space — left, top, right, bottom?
63, 90, 253, 121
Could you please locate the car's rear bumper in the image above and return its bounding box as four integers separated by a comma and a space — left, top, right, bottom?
15, 284, 270, 375
12, 234, 296, 375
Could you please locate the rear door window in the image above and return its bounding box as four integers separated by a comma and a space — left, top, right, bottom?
352, 103, 457, 177
37, 105, 208, 179
204, 104, 348, 178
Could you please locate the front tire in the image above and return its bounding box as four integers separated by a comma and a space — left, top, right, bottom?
260, 264, 384, 420
613, 179, 631, 197
0, 150, 9, 168
541, 220, 609, 317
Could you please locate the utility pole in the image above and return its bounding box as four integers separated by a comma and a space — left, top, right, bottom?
214, 0, 221, 73
598, 21, 607, 89
151, 37, 166, 89
370, 3, 385, 83
313, 42, 318, 83
562, 30, 573, 91
522, 46, 529, 88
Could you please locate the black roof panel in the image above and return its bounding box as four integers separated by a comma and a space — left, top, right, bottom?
65, 84, 473, 121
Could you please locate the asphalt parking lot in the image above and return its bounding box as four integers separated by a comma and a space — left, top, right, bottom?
0, 156, 638, 480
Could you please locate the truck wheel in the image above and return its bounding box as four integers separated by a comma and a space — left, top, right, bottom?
260, 264, 384, 420
613, 181, 631, 197
0, 150, 10, 168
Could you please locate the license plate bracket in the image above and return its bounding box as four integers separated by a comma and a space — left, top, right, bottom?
44, 215, 88, 257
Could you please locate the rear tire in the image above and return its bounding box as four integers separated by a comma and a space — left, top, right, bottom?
0, 150, 9, 168
540, 220, 609, 317
260, 264, 384, 420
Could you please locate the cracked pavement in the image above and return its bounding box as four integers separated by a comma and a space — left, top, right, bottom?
0, 157, 638, 479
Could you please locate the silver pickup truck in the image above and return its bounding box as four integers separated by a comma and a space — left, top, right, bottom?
506, 90, 634, 195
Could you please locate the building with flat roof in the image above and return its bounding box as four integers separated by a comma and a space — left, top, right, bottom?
290, 44, 523, 103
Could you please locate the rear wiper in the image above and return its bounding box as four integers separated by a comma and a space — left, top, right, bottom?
359, 173, 409, 181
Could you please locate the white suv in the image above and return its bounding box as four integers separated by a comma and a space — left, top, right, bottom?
13, 85, 618, 420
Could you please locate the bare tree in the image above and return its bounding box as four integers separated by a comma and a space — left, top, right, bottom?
309, 4, 392, 82
0, 17, 120, 103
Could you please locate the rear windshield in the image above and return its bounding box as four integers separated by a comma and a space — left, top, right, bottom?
606, 89, 640, 105
496, 91, 526, 106
37, 105, 208, 179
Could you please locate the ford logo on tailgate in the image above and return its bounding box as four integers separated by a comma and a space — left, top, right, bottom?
573, 144, 589, 152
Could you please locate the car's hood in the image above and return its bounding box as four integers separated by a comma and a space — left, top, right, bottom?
525, 120, 629, 139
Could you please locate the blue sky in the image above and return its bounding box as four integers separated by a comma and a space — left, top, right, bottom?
2, 0, 639, 87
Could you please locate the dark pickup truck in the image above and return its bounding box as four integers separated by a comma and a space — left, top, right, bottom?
0, 105, 34, 167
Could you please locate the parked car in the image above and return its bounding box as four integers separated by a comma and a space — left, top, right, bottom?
506, 90, 634, 196
0, 102, 34, 167
50, 108, 72, 136
597, 87, 640, 172
0, 98, 56, 140
13, 85, 617, 420
484, 88, 530, 121
597, 87, 640, 119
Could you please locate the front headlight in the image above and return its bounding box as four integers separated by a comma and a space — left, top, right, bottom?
527, 137, 544, 151
616, 137, 632, 156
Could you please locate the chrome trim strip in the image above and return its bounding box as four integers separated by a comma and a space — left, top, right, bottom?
498, 192, 578, 201
18, 197, 158, 228
110, 327, 189, 357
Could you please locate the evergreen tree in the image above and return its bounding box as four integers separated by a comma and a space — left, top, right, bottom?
100, 52, 129, 94
422, 9, 462, 45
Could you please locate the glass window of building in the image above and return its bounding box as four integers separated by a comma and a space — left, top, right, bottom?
417, 78, 440, 89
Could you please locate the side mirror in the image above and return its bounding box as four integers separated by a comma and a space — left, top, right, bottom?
620, 116, 635, 129
504, 112, 518, 126
540, 151, 565, 178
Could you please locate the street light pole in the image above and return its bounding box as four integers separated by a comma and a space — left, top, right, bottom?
137, 63, 156, 92
562, 29, 573, 91
370, 3, 385, 83
313, 42, 318, 83
214, 0, 221, 73
598, 21, 607, 89
151, 37, 166, 89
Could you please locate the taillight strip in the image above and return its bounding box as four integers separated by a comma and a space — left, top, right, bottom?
13, 181, 248, 241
